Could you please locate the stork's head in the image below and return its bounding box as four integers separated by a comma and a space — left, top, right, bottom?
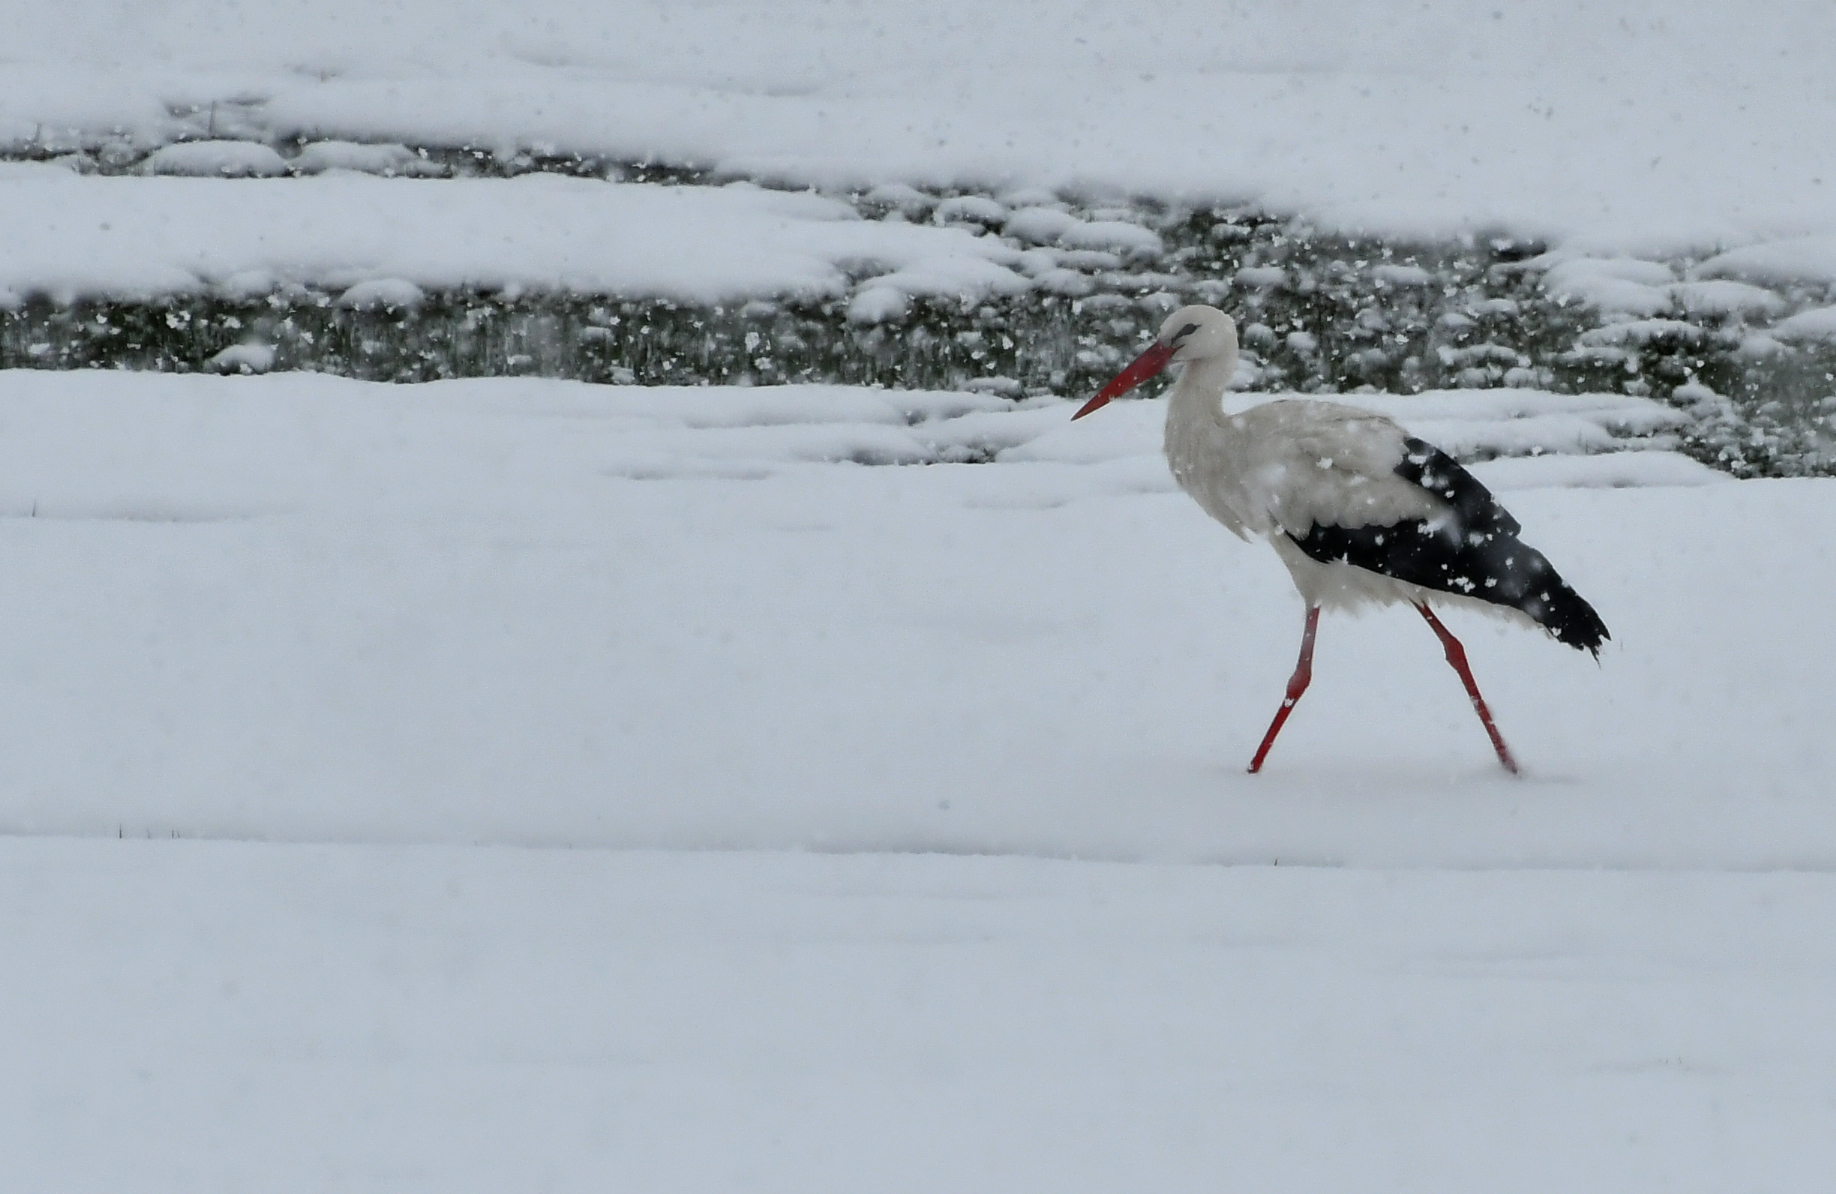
1071, 305, 1238, 419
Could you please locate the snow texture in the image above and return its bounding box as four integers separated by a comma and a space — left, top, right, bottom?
1695, 237, 1836, 287
7, 0, 1836, 256
1770, 306, 1836, 343
206, 342, 277, 373
142, 139, 288, 177
0, 169, 1024, 306
0, 369, 1829, 1192
290, 139, 443, 176
8, 838, 1836, 1193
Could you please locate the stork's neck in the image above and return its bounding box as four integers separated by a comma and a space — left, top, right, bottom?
1166, 350, 1236, 430
1160, 342, 1253, 540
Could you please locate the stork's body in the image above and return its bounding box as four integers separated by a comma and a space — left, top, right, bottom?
1074, 305, 1608, 773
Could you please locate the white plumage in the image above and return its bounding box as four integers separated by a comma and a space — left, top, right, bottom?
1072, 304, 1608, 774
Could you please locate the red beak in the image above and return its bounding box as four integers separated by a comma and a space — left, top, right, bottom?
1071, 340, 1176, 419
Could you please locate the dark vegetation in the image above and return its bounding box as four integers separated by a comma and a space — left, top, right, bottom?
4, 138, 1834, 477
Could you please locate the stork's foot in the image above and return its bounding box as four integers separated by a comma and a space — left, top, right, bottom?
1248, 606, 1320, 773
1416, 604, 1519, 775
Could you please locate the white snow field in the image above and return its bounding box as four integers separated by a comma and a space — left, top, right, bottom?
8, 2, 1836, 1186
6, 0, 1836, 253
0, 370, 1764, 858
2, 369, 1834, 1189
8, 841, 1836, 1193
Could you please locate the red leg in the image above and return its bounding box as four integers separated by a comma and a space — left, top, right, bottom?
1248, 606, 1320, 774
1417, 604, 1519, 775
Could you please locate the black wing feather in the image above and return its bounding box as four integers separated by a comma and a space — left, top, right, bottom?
1287, 438, 1610, 655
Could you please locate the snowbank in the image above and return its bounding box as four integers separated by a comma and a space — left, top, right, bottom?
5, 2, 1836, 251
1771, 306, 1836, 343
1695, 237, 1836, 288
0, 169, 1024, 305
142, 139, 287, 177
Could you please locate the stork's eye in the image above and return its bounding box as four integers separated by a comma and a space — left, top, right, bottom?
1173, 322, 1200, 341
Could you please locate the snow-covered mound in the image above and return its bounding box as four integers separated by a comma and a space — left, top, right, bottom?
0, 168, 1024, 307
290, 139, 444, 176
142, 139, 288, 177
6, 1, 1836, 253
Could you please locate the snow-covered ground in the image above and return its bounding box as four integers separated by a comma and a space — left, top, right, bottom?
10, 839, 1836, 1193
2, 363, 1833, 1186
2, 370, 1833, 1188
0, 369, 1779, 861
9, 3, 1836, 1185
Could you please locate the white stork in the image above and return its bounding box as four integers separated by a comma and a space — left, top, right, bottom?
1072, 304, 1608, 774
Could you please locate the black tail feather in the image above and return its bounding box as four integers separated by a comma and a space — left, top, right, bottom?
1288, 438, 1610, 656
1499, 543, 1610, 656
